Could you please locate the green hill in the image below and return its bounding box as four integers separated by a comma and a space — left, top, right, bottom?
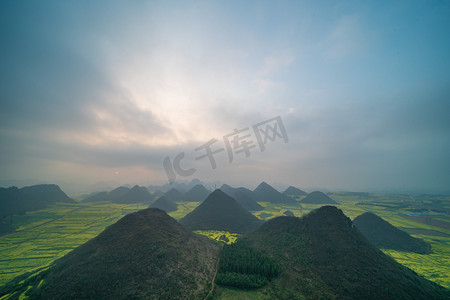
152, 189, 164, 197
107, 186, 130, 200
299, 191, 339, 204
0, 184, 74, 217
283, 186, 307, 196
253, 182, 298, 205
0, 184, 74, 235
238, 206, 449, 299
149, 196, 178, 212
183, 184, 210, 202
1, 208, 220, 300
353, 212, 432, 254
179, 189, 263, 234
220, 184, 263, 211
163, 188, 185, 202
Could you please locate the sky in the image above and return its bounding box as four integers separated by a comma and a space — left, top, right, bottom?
1, 0, 449, 194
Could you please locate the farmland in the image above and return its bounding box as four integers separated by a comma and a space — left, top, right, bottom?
194, 230, 240, 244
0, 202, 143, 285
0, 193, 449, 289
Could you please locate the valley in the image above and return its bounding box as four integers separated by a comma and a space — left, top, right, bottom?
0, 191, 450, 299
1, 192, 449, 292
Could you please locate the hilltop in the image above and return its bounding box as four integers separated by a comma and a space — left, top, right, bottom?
283, 186, 307, 196
253, 182, 298, 205
1, 208, 220, 299
179, 189, 263, 234
353, 212, 432, 254
299, 191, 339, 204
238, 206, 449, 299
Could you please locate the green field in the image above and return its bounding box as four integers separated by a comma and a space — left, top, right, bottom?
0, 193, 449, 290
194, 230, 240, 244
0, 202, 143, 286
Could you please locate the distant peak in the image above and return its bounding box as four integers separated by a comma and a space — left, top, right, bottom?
190, 184, 207, 190
208, 188, 228, 198
255, 181, 274, 191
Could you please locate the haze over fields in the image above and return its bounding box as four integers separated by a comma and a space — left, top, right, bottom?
1, 1, 449, 194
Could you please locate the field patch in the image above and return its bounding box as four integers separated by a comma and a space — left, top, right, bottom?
194, 230, 239, 244
405, 228, 450, 238
401, 215, 450, 230
0, 202, 141, 285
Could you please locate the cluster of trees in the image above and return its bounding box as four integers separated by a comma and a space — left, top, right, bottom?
216, 242, 281, 289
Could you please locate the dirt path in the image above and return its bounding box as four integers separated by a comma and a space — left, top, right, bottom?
205, 255, 220, 300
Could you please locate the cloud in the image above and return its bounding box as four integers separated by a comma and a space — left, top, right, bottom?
1, 1, 449, 193
258, 50, 295, 75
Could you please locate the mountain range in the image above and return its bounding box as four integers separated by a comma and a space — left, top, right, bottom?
83, 185, 154, 204
0, 184, 74, 218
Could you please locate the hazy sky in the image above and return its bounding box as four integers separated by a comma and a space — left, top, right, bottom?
1, 1, 449, 193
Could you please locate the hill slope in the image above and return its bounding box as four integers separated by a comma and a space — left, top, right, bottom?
179, 190, 263, 234
353, 212, 432, 254
120, 185, 154, 204
1, 208, 220, 300
240, 206, 449, 299
220, 184, 263, 211
149, 196, 178, 212
299, 191, 339, 204
163, 188, 185, 202
253, 182, 298, 205
283, 186, 307, 196
183, 184, 210, 202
